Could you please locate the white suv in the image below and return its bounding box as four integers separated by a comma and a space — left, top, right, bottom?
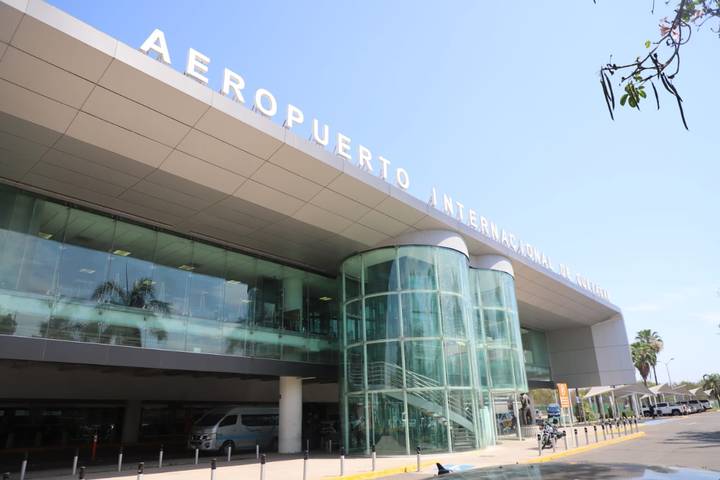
654, 402, 684, 416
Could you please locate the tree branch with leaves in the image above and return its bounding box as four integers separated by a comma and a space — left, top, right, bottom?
598, 0, 720, 129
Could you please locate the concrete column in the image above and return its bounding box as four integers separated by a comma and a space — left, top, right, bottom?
279, 376, 302, 453
121, 400, 142, 444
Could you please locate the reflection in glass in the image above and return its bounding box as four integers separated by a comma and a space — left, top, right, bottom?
364, 295, 400, 341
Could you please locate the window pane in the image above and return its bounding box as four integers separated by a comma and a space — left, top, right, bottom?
448, 390, 477, 450
345, 300, 362, 344
188, 242, 225, 320
366, 341, 402, 390
368, 392, 406, 453
488, 349, 515, 389
476, 348, 489, 388
254, 260, 282, 329
445, 341, 471, 386
347, 395, 367, 453
407, 390, 448, 452
440, 294, 466, 338
404, 340, 444, 387
436, 248, 464, 293
282, 269, 305, 333
343, 256, 361, 299
483, 309, 509, 345
151, 233, 192, 316
57, 209, 114, 301
363, 249, 398, 294
401, 293, 440, 338
474, 270, 504, 307
223, 252, 255, 325
398, 246, 436, 291
347, 346, 365, 392
365, 294, 400, 341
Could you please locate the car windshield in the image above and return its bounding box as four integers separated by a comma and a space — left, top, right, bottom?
195, 413, 226, 427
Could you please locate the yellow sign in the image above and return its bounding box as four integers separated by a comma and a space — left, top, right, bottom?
557, 383, 570, 409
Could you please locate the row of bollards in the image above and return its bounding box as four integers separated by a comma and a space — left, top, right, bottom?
537, 417, 642, 457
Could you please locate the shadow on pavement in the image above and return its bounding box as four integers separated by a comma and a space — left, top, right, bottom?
438, 463, 720, 479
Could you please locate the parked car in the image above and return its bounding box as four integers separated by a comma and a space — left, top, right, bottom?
654, 402, 684, 416
188, 406, 278, 452
679, 401, 701, 414
700, 399, 711, 410
546, 403, 561, 421
688, 399, 707, 412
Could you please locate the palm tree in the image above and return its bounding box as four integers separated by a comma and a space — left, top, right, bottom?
92, 277, 170, 345
630, 341, 654, 386
702, 373, 720, 406
635, 329, 663, 384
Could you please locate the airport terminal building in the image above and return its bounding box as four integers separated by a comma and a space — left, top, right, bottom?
0, 0, 635, 456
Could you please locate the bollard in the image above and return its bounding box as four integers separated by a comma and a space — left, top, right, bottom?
303, 450, 309, 480
91, 434, 98, 462
584, 427, 589, 445
260, 454, 266, 480
210, 458, 216, 480
573, 428, 578, 448
158, 444, 164, 469
72, 448, 79, 476
537, 433, 542, 456
137, 462, 144, 480
256, 444, 260, 460
195, 448, 199, 465
593, 425, 598, 443
118, 446, 124, 472
561, 430, 567, 450
634, 418, 639, 433
623, 420, 628, 436
328, 439, 333, 454
19, 452, 27, 480
78, 466, 85, 479
371, 444, 376, 471
602, 423, 607, 441
226, 443, 232, 462
416, 446, 421, 472
340, 447, 345, 476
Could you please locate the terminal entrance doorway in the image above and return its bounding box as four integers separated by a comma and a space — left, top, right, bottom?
491, 392, 520, 440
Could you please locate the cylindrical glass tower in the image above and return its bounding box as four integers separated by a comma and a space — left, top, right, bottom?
340, 232, 497, 454
469, 255, 528, 440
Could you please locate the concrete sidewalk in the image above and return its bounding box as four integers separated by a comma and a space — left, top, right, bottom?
20, 438, 542, 480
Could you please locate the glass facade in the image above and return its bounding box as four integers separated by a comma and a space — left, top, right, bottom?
0, 185, 337, 363
521, 328, 551, 382
340, 246, 531, 454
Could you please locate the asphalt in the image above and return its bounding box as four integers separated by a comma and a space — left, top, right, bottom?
555, 410, 720, 471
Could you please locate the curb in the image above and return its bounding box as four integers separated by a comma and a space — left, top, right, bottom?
322, 460, 438, 480
521, 431, 646, 464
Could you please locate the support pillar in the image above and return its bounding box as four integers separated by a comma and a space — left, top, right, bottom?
279, 376, 302, 453
121, 400, 142, 444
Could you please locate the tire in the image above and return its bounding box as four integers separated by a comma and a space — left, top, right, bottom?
220, 440, 234, 455
672, 410, 680, 416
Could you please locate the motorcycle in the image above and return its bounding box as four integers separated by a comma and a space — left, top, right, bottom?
539, 421, 565, 449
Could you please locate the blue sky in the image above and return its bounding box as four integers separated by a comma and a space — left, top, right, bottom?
48, 0, 719, 383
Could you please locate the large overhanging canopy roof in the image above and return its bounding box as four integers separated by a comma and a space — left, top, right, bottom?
649, 384, 676, 395
583, 384, 653, 399
0, 0, 623, 331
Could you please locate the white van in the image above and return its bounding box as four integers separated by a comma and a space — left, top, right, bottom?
188, 406, 278, 452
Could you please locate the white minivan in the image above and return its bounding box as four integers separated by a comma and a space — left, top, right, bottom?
188, 406, 278, 452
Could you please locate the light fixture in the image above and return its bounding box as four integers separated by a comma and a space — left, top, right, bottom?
37, 232, 53, 240
178, 264, 196, 271
226, 280, 242, 285
79, 268, 96, 274
112, 249, 132, 256
319, 296, 332, 302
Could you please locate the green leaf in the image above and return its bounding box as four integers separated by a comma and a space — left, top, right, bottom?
629, 97, 637, 108
645, 40, 651, 48
620, 94, 628, 106
639, 90, 647, 98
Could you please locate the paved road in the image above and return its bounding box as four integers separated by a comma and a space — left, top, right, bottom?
557, 411, 720, 471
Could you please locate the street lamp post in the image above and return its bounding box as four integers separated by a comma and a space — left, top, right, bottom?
661, 358, 675, 388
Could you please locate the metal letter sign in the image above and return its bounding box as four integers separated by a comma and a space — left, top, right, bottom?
557, 383, 570, 409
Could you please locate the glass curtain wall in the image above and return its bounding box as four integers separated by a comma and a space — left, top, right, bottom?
340, 246, 493, 454
0, 185, 337, 363
469, 268, 528, 439
521, 328, 551, 382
